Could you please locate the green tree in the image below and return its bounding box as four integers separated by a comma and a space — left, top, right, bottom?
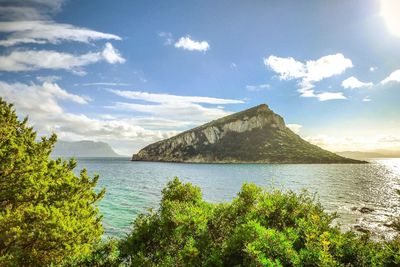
0, 98, 105, 266
120, 178, 400, 266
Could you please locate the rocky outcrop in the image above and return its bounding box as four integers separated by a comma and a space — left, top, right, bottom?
132, 104, 365, 164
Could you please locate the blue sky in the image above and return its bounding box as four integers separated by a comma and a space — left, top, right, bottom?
0, 0, 400, 155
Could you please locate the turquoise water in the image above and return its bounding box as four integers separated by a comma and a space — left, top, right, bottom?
75, 158, 400, 239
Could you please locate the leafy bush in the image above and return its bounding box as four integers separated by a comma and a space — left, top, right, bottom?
0, 98, 105, 266
119, 178, 400, 266
61, 239, 122, 267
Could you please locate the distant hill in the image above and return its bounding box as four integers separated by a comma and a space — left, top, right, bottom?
52, 140, 121, 157
337, 150, 400, 160
132, 104, 364, 164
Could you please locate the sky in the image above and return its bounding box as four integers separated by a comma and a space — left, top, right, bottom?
0, 0, 400, 155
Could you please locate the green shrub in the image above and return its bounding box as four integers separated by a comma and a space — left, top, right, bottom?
120, 178, 400, 267
61, 239, 122, 267
0, 98, 105, 266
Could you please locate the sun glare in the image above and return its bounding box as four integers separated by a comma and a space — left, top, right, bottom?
380, 0, 400, 37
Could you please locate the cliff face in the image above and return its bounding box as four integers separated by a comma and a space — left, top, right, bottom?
132, 104, 364, 163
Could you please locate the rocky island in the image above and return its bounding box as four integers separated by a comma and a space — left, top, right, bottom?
132, 104, 365, 163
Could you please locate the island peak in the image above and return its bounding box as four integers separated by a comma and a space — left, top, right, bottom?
132, 104, 364, 164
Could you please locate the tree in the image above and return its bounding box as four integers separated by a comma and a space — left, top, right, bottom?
0, 98, 105, 266
120, 178, 400, 266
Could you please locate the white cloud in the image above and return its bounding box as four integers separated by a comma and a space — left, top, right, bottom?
316, 92, 347, 101
0, 0, 64, 21
0, 1, 121, 47
341, 76, 373, 89
0, 6, 44, 21
264, 56, 306, 80
107, 89, 244, 123
0, 80, 180, 155
286, 124, 302, 134
305, 134, 400, 152
101, 42, 125, 64
381, 69, 400, 84
264, 53, 353, 101
304, 54, 353, 83
109, 101, 232, 123
108, 89, 244, 104
246, 84, 270, 92
174, 36, 209, 52
0, 80, 245, 155
77, 82, 130, 87
0, 20, 121, 46
158, 31, 173, 45
363, 96, 372, 102
0, 81, 88, 115
370, 66, 377, 72
36, 75, 61, 83
0, 42, 125, 74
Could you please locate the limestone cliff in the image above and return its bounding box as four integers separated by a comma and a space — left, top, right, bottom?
132, 104, 364, 163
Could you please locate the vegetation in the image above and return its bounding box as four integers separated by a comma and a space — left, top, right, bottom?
118, 178, 400, 266
1, 98, 400, 266
0, 98, 105, 266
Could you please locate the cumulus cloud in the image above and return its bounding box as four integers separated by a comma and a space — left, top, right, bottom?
246, 84, 270, 92
0, 80, 180, 155
0, 42, 125, 74
0, 81, 88, 115
174, 36, 209, 52
265, 56, 305, 80
381, 69, 400, 84
286, 124, 302, 134
341, 76, 373, 89
264, 53, 353, 101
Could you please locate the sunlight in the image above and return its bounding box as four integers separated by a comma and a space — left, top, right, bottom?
380, 0, 400, 37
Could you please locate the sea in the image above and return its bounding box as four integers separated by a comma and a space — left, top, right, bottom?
74, 158, 400, 240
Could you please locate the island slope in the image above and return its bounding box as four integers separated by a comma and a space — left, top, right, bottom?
52, 140, 121, 157
132, 104, 364, 163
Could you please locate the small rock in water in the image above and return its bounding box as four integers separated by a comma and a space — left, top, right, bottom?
359, 207, 374, 213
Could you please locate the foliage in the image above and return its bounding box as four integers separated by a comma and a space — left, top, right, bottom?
119, 178, 400, 267
0, 98, 105, 266
61, 239, 122, 267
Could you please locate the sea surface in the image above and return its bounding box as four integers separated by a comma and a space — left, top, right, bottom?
74, 158, 400, 240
